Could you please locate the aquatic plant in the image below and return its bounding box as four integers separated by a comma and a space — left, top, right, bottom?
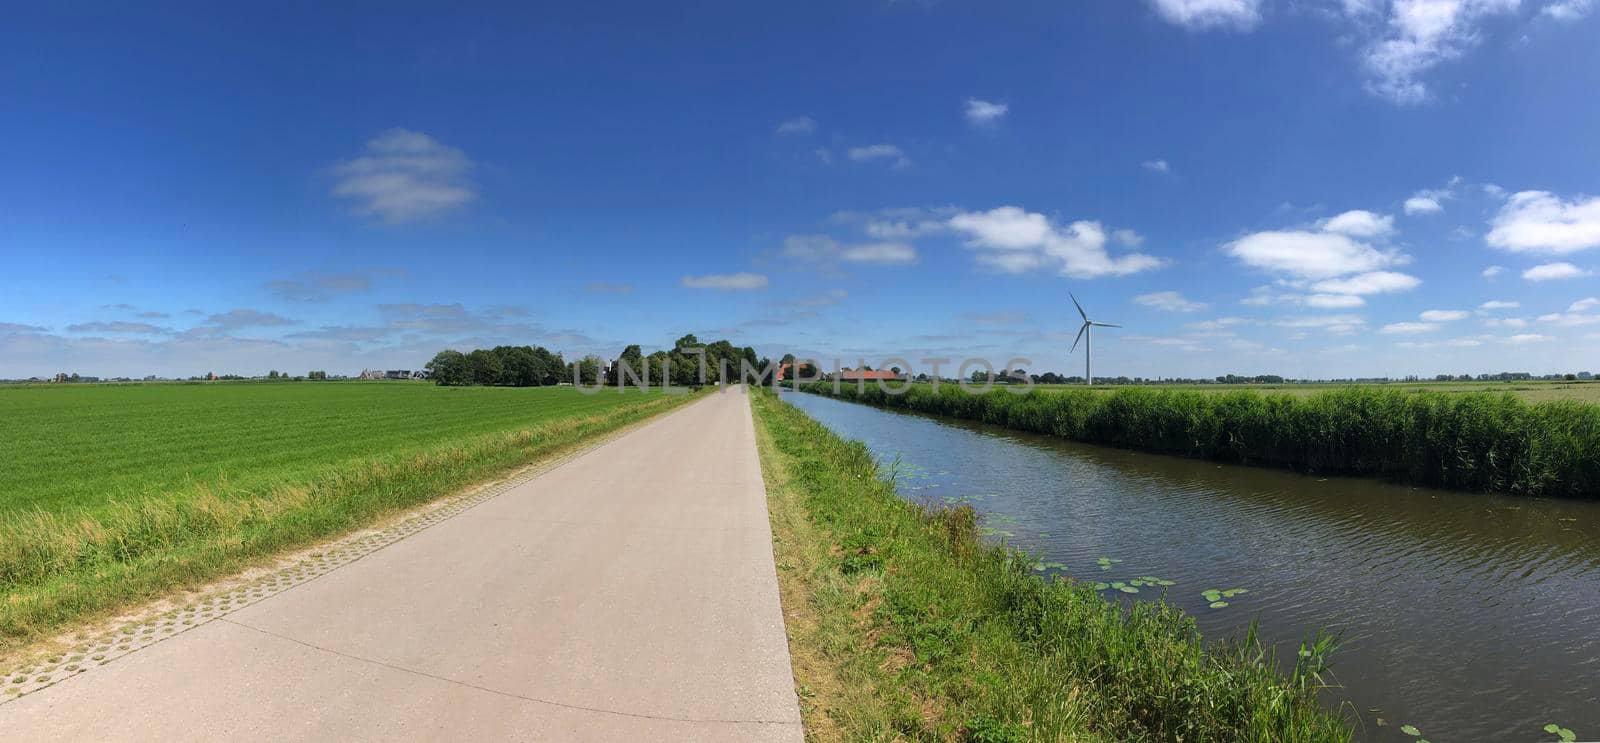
1544, 723, 1578, 742
795, 382, 1600, 498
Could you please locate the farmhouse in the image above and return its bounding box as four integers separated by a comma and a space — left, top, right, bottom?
832, 369, 903, 383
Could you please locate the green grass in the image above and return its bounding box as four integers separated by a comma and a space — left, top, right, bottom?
796, 382, 1600, 497
0, 381, 695, 647
753, 389, 1351, 742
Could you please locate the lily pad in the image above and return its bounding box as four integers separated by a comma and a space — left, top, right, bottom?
1400, 724, 1421, 736
1119, 586, 1139, 594
1093, 582, 1110, 591
1544, 723, 1577, 742
1221, 588, 1249, 598
1201, 589, 1223, 602
1208, 601, 1228, 609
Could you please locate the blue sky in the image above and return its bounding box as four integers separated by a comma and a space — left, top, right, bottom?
2, 0, 1597, 379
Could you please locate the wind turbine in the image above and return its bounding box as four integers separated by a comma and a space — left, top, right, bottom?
1069, 293, 1120, 386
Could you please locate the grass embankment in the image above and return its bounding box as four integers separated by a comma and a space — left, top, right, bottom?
796, 382, 1600, 498
0, 382, 696, 648
753, 390, 1350, 742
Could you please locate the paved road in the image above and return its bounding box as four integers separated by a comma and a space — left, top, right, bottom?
1, 387, 803, 742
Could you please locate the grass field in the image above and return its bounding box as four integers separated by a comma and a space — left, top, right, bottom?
752, 389, 1350, 742
1022, 380, 1600, 403
0, 381, 692, 647
0, 382, 662, 515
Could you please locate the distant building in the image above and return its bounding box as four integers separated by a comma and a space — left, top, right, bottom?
832, 369, 904, 383
358, 369, 385, 380
384, 370, 412, 380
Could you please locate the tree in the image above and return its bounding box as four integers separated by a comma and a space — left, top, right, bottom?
426, 350, 471, 386
467, 349, 504, 386
576, 354, 603, 385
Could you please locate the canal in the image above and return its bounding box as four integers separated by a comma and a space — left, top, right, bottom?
778, 389, 1600, 742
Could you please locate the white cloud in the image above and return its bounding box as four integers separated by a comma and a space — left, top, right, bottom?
1478, 299, 1519, 310
840, 242, 919, 265
1537, 311, 1600, 327
331, 129, 475, 223
1482, 265, 1505, 278
1358, 0, 1521, 105
1142, 159, 1171, 173
964, 98, 1009, 125
1543, 0, 1595, 20
1113, 229, 1145, 247
1310, 270, 1422, 295
1382, 321, 1439, 334
781, 234, 920, 267
1483, 316, 1529, 328
1506, 333, 1554, 344
1275, 314, 1367, 335
1404, 196, 1443, 215
1570, 297, 1600, 312
1306, 293, 1367, 308
1523, 262, 1592, 281
205, 309, 296, 331
1486, 191, 1600, 254
1135, 291, 1208, 312
776, 117, 817, 135
1147, 0, 1263, 30
680, 273, 768, 291
947, 207, 1164, 278
1319, 210, 1396, 238
1225, 231, 1402, 279
848, 144, 911, 168
1420, 309, 1469, 321
64, 321, 172, 335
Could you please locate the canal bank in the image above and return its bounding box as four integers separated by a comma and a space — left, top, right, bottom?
752, 389, 1350, 742
774, 387, 1599, 742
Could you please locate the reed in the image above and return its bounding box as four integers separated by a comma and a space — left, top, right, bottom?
794, 382, 1600, 497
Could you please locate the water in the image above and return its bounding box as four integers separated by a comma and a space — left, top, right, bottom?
777, 389, 1600, 742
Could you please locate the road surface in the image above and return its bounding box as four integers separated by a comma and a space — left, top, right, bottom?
0, 387, 803, 742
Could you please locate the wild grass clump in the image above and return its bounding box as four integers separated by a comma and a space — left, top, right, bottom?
796, 382, 1600, 497
753, 390, 1351, 742
0, 389, 695, 648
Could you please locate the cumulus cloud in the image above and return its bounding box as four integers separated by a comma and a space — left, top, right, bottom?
847, 144, 911, 168
1275, 314, 1367, 335
1142, 159, 1171, 173
331, 129, 475, 223
964, 98, 1009, 125
680, 273, 769, 290
1570, 297, 1600, 312
947, 206, 1164, 278
1381, 321, 1439, 334
1357, 0, 1521, 105
1134, 291, 1207, 312
1310, 270, 1422, 295
1306, 293, 1366, 308
1523, 262, 1592, 281
1319, 210, 1396, 238
1147, 0, 1263, 30
1478, 299, 1519, 310
1404, 196, 1443, 215
1420, 309, 1469, 321
1225, 230, 1402, 279
1486, 191, 1600, 254
1506, 333, 1554, 344
775, 116, 817, 135
840, 242, 918, 265
1543, 0, 1595, 20
1482, 265, 1505, 278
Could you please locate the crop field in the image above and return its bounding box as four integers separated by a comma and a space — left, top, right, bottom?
0, 381, 687, 645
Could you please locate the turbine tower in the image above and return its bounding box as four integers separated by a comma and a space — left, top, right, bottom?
1070, 293, 1121, 386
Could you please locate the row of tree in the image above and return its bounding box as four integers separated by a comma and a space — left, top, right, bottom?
424, 335, 768, 388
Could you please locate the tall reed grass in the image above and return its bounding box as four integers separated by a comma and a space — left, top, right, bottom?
796, 382, 1599, 497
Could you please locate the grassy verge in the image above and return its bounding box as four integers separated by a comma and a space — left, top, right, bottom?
753, 389, 1351, 742
0, 389, 698, 649
794, 382, 1600, 497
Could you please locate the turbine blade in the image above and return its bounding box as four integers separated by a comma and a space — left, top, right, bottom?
1093, 322, 1121, 328
1070, 322, 1087, 353
1069, 292, 1087, 322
